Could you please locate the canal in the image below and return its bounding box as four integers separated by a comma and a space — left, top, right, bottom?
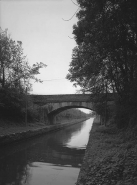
0, 118, 94, 185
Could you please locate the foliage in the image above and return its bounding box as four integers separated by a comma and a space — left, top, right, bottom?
67, 0, 137, 97
89, 111, 96, 117
56, 108, 89, 122
0, 28, 47, 122
0, 88, 25, 121
0, 28, 47, 91
66, 0, 137, 127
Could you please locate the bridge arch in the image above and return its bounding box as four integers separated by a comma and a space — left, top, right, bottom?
47, 104, 94, 125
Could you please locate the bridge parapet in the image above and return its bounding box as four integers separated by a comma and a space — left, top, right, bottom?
29, 94, 92, 104
29, 93, 116, 105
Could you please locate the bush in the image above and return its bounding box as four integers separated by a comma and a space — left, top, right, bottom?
0, 87, 25, 122
115, 101, 133, 129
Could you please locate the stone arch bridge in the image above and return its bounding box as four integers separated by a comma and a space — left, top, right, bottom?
29, 94, 115, 124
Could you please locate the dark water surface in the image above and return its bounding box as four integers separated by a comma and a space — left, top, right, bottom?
0, 118, 94, 185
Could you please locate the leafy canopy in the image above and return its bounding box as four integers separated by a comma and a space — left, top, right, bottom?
67, 0, 137, 103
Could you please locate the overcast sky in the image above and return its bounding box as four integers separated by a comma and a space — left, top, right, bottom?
0, 0, 80, 95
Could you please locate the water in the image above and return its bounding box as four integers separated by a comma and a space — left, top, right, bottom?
0, 118, 94, 185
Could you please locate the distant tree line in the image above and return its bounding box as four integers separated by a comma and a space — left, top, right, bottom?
56, 108, 90, 122
66, 0, 137, 128
0, 28, 46, 122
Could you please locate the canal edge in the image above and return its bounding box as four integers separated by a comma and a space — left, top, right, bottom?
0, 118, 90, 146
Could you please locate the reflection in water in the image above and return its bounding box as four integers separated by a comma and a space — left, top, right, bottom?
67, 119, 92, 149
0, 118, 94, 185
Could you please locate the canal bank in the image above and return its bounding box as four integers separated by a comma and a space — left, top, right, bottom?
76, 118, 137, 185
0, 118, 89, 146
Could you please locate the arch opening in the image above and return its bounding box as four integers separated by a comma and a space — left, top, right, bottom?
47, 105, 94, 125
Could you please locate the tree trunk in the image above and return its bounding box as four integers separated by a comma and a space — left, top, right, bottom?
2, 66, 5, 88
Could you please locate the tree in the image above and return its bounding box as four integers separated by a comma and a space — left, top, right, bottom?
0, 28, 47, 91
67, 0, 137, 97
0, 28, 11, 88
66, 0, 137, 127
0, 28, 47, 121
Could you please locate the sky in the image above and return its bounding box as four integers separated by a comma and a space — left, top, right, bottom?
0, 0, 80, 95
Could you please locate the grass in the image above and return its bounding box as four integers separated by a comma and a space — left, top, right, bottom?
0, 121, 46, 136
0, 117, 87, 136
76, 121, 137, 185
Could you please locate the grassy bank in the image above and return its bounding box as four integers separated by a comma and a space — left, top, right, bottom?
76, 118, 137, 185
0, 118, 89, 136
